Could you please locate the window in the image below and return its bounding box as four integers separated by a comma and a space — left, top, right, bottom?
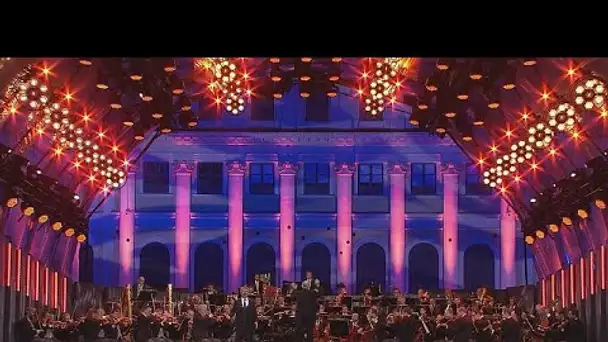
197, 162, 223, 194
358, 164, 383, 195
142, 161, 170, 194
304, 163, 330, 195
465, 163, 491, 195
305, 92, 329, 121
250, 163, 274, 194
411, 163, 436, 194
251, 96, 275, 121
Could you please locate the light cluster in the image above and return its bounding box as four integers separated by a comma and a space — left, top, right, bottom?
508, 140, 534, 165
0, 57, 10, 70
197, 58, 249, 115
574, 77, 605, 110
527, 121, 554, 149
362, 58, 410, 116
547, 102, 578, 132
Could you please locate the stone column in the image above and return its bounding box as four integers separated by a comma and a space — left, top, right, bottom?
227, 161, 246, 293
336, 163, 354, 291
119, 169, 136, 285
279, 162, 297, 283
174, 161, 193, 289
500, 197, 517, 288
389, 163, 406, 292
442, 163, 459, 289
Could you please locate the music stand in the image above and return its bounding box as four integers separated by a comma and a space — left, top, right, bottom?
329, 319, 349, 338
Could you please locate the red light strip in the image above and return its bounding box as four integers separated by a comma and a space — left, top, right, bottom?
590, 251, 595, 295
551, 274, 556, 301
53, 272, 58, 309
25, 254, 31, 296
569, 264, 575, 304
580, 258, 586, 299
5, 242, 12, 287
602, 245, 606, 290
15, 248, 21, 290
34, 261, 40, 301
561, 269, 566, 307
42, 267, 49, 306
541, 278, 547, 306
61, 277, 67, 312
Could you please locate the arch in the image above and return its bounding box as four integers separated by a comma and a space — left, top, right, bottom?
194, 242, 224, 291
79, 243, 94, 284
139, 242, 170, 288
356, 243, 386, 293
464, 244, 495, 291
246, 242, 276, 285
301, 243, 331, 294
408, 243, 439, 292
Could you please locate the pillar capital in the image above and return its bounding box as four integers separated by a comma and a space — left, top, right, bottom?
440, 162, 460, 176
279, 161, 298, 175
173, 160, 194, 174
335, 163, 355, 175
227, 161, 247, 176
388, 162, 407, 175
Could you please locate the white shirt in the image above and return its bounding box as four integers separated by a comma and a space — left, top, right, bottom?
242, 298, 249, 307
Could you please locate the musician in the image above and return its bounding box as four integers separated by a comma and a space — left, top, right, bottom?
563, 309, 585, 342
134, 276, 148, 299
452, 307, 473, 342
252, 274, 264, 295
500, 309, 521, 342
434, 314, 449, 342
362, 288, 373, 307
53, 313, 78, 342
233, 286, 257, 342
133, 306, 153, 342
393, 307, 417, 342
15, 307, 40, 342
192, 304, 215, 341
295, 279, 318, 342
427, 298, 441, 317
472, 311, 493, 342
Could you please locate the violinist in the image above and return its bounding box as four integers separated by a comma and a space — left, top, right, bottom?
214, 304, 233, 340
434, 314, 449, 342
563, 309, 585, 342
133, 306, 153, 342
416, 308, 434, 342
427, 298, 441, 317
393, 307, 417, 342
53, 313, 78, 342
336, 283, 348, 306
500, 309, 521, 342
192, 304, 215, 341
417, 288, 429, 305
78, 309, 103, 342
472, 311, 493, 342
16, 307, 42, 342
452, 307, 473, 342
362, 287, 373, 307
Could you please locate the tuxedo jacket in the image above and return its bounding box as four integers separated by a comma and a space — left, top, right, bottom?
232, 298, 257, 335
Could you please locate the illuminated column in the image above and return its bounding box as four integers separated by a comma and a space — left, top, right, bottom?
174, 161, 193, 289
336, 163, 354, 291
389, 163, 406, 292
118, 169, 136, 285
279, 162, 297, 283
227, 161, 246, 293
500, 198, 517, 288
442, 163, 459, 289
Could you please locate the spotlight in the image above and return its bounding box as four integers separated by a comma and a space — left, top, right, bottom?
51, 221, 63, 231
170, 74, 185, 95
548, 102, 578, 132
76, 234, 86, 243
469, 62, 483, 80
270, 64, 282, 82
37, 213, 49, 224
159, 117, 172, 134
64, 228, 75, 237
326, 85, 338, 98
300, 82, 312, 98
548, 224, 559, 233
473, 111, 485, 126
184, 110, 198, 127
178, 95, 192, 111
462, 132, 473, 142
436, 59, 450, 71
525, 235, 535, 245
577, 208, 589, 219
574, 75, 606, 111
133, 127, 145, 141
21, 202, 34, 216
328, 64, 340, 82
122, 111, 134, 127
128, 61, 143, 81
425, 75, 439, 92
562, 216, 573, 226
596, 199, 606, 209
535, 230, 545, 239
96, 71, 109, 90
528, 122, 554, 149
331, 57, 342, 63
301, 57, 313, 63
502, 65, 517, 90
523, 58, 537, 66
79, 58, 93, 66
486, 89, 501, 109
109, 92, 122, 109
140, 82, 154, 102
269, 58, 280, 64
6, 196, 19, 208
162, 58, 176, 73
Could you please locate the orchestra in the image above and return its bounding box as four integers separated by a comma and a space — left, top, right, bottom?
14, 273, 585, 342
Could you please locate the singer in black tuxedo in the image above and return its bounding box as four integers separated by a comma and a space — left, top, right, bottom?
295, 282, 318, 342
232, 287, 257, 342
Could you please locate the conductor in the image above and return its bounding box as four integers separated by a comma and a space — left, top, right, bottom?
295, 280, 318, 342
232, 286, 257, 342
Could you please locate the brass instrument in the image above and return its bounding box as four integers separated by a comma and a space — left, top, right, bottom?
168, 283, 174, 316
124, 284, 133, 318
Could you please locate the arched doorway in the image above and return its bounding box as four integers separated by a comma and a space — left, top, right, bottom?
301, 243, 331, 294
194, 242, 224, 292
79, 243, 94, 283
356, 243, 386, 293
408, 243, 439, 292
464, 244, 495, 291
246, 243, 276, 285
140, 242, 170, 288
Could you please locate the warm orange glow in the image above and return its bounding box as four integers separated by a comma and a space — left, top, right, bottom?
541, 92, 550, 101
531, 162, 538, 170
549, 224, 559, 233
42, 67, 51, 76
357, 89, 364, 96
549, 148, 557, 156
505, 130, 512, 138
444, 111, 456, 118
243, 73, 249, 80
76, 234, 86, 243
246, 89, 252, 96
535, 230, 545, 239
36, 128, 44, 135
52, 222, 62, 231
98, 131, 105, 139
301, 57, 312, 63
522, 112, 529, 120
64, 92, 73, 101
391, 97, 396, 104
54, 148, 63, 156
269, 58, 280, 64
595, 199, 606, 209
567, 68, 576, 77
478, 158, 485, 165
64, 228, 75, 237
572, 130, 580, 140
577, 209, 589, 219
514, 176, 521, 183
490, 145, 498, 153
362, 72, 369, 79
215, 98, 222, 105
499, 186, 507, 194
112, 145, 119, 152
88, 175, 96, 182
525, 235, 535, 245
551, 274, 556, 301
